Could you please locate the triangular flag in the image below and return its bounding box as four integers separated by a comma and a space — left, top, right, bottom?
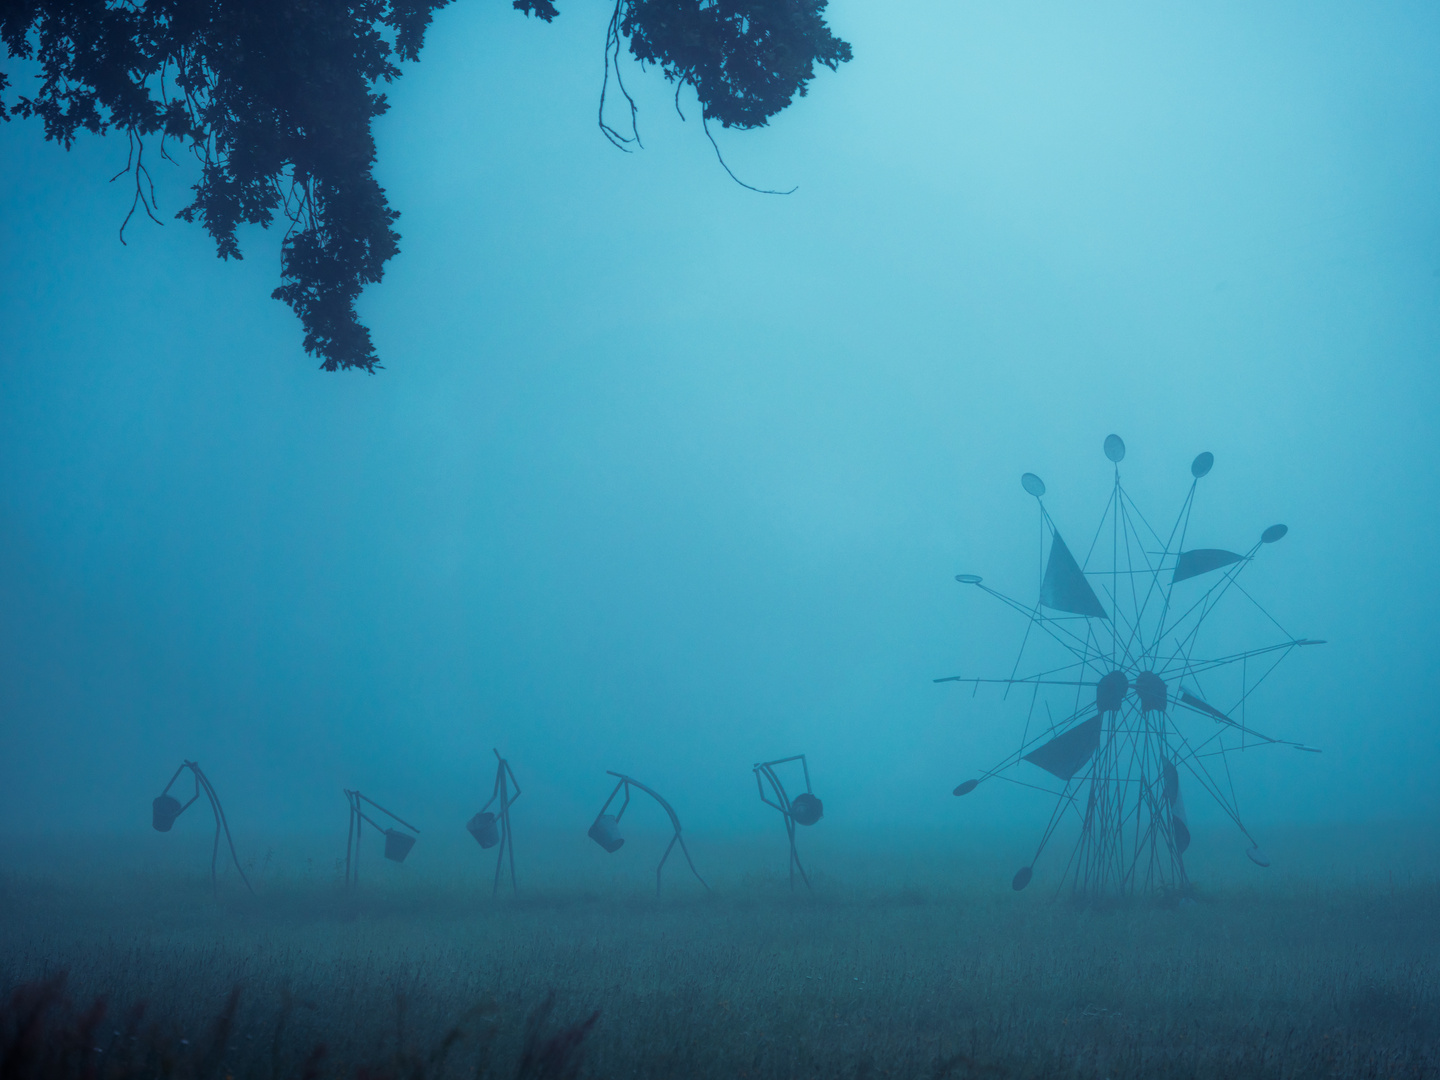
1172, 548, 1245, 584
1040, 531, 1108, 619
1023, 715, 1102, 781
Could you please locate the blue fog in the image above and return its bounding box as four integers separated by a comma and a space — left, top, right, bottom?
1, 2, 1437, 869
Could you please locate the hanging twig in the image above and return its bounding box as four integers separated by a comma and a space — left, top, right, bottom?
111, 130, 165, 244
598, 0, 641, 151
701, 112, 796, 196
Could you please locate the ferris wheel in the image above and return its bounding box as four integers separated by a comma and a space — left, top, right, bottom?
941, 435, 1324, 899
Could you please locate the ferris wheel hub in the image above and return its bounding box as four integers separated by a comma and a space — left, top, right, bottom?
1096, 670, 1128, 713
1134, 671, 1169, 713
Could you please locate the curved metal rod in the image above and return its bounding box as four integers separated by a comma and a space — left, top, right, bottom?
160, 761, 253, 895
599, 771, 709, 895
344, 790, 361, 888
191, 762, 254, 895
753, 756, 812, 890
755, 765, 790, 815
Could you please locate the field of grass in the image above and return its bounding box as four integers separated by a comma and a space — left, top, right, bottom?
1, 829, 1437, 1079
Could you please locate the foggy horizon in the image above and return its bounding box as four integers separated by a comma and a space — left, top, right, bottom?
3, 0, 1438, 870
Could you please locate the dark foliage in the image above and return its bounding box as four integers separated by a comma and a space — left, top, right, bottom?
622, 0, 851, 130
514, 994, 598, 1080
0, 0, 850, 373
0, 975, 597, 1080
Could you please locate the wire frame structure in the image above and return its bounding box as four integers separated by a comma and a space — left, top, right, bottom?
588, 771, 709, 897
753, 755, 824, 890
343, 789, 420, 888
151, 760, 254, 895
942, 436, 1324, 900
467, 749, 522, 895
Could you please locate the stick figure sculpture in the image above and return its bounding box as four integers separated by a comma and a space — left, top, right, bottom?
343, 789, 420, 888
467, 749, 521, 895
754, 754, 823, 890
588, 771, 709, 897
151, 760, 254, 895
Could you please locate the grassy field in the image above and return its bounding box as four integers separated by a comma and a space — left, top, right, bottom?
1, 830, 1437, 1079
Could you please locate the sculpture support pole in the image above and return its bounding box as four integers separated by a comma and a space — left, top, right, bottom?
160, 761, 253, 895
491, 764, 507, 897
344, 790, 360, 889
754, 759, 814, 891
601, 771, 709, 895
481, 751, 521, 896
657, 834, 677, 897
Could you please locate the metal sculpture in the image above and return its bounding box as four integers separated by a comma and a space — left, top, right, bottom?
343, 789, 419, 888
753, 755, 823, 890
588, 771, 709, 896
942, 435, 1323, 900
467, 749, 522, 895
151, 760, 254, 895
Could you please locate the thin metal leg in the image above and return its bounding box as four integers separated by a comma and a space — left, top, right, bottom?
504, 812, 517, 894
657, 834, 677, 897
674, 834, 710, 891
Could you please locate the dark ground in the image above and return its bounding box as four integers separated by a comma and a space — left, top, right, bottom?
1, 828, 1436, 1079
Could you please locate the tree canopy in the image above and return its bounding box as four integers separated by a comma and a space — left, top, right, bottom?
0, 0, 850, 372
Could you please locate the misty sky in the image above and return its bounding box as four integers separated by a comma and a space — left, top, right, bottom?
2, 1, 1437, 854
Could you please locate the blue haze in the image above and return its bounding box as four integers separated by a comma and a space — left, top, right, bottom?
1, 2, 1437, 868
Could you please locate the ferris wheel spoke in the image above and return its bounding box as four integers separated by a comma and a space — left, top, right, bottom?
973, 584, 1100, 663
1120, 484, 1173, 552
1168, 733, 1253, 839
1157, 545, 1259, 650
1097, 484, 1191, 674
1094, 582, 1144, 668
938, 655, 1111, 687
954, 702, 1098, 794
1148, 482, 1200, 662
1168, 722, 1243, 812
1124, 487, 1192, 669
1213, 650, 1322, 747
996, 773, 1075, 800
1172, 639, 1323, 679
1227, 577, 1297, 642
1115, 491, 1165, 662
1163, 540, 1276, 659
933, 676, 1094, 686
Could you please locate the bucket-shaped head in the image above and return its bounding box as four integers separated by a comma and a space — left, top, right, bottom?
152, 794, 183, 832
467, 811, 500, 849
383, 828, 416, 863
588, 814, 624, 853
790, 792, 823, 826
